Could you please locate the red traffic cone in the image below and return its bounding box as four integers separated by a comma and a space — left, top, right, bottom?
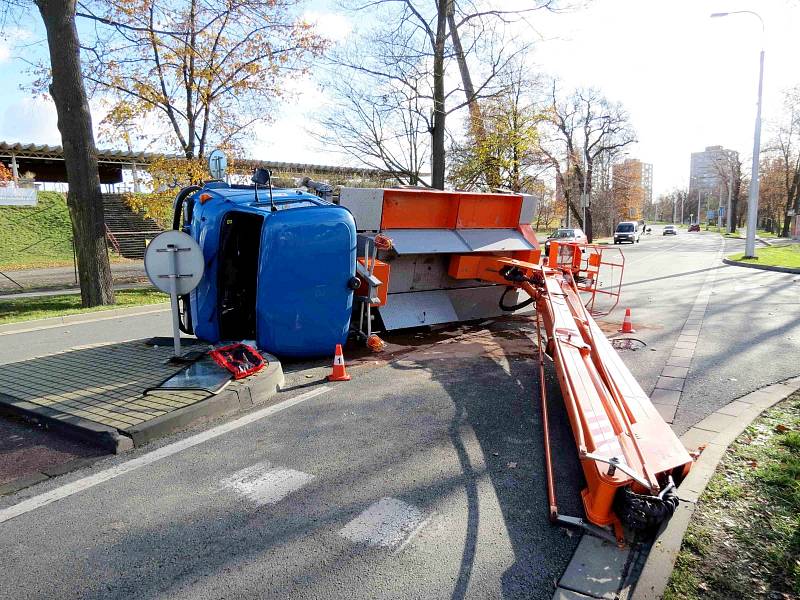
618, 308, 636, 333
327, 344, 351, 381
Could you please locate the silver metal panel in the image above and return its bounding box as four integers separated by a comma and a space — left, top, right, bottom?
339, 187, 384, 231
378, 290, 459, 330
520, 194, 538, 224
447, 286, 537, 322
384, 229, 471, 254
384, 254, 489, 294
458, 229, 535, 252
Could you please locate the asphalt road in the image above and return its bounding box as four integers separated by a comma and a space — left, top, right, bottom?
1, 228, 798, 599
596, 226, 800, 434
0, 325, 583, 600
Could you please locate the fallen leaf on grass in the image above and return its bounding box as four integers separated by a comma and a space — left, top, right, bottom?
775, 424, 789, 433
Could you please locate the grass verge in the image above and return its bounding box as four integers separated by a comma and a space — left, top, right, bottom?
727, 244, 800, 269
0, 289, 168, 325
664, 393, 800, 600
0, 192, 74, 269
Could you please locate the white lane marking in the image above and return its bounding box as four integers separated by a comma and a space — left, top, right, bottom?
220, 464, 313, 506
0, 386, 330, 524
393, 513, 433, 555
340, 497, 425, 548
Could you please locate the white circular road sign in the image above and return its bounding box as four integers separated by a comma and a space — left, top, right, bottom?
144, 230, 205, 296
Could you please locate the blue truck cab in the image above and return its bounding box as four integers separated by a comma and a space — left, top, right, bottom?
175, 182, 357, 357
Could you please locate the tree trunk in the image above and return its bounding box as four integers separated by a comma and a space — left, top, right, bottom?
36, 0, 114, 307
431, 2, 447, 190
730, 175, 741, 233
446, 4, 500, 190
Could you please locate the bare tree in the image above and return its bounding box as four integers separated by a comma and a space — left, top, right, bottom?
762, 87, 800, 237
538, 82, 637, 241
446, 0, 556, 188
326, 0, 528, 189
710, 151, 742, 233
314, 79, 429, 185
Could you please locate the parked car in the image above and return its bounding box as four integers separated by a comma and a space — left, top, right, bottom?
663, 224, 677, 235
688, 223, 700, 232
543, 228, 587, 254
613, 221, 641, 244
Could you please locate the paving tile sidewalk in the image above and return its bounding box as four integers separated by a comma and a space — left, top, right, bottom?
0, 339, 211, 432
0, 338, 284, 458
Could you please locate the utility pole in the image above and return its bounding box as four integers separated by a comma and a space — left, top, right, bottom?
711, 10, 765, 257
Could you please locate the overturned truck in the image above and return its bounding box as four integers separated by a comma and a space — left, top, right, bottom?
172, 177, 691, 544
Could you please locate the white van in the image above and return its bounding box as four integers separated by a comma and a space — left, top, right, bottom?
614, 221, 641, 244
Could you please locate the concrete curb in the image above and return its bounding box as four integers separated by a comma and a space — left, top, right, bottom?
125, 354, 284, 447
0, 355, 285, 496
0, 302, 169, 335
0, 392, 134, 454
721, 257, 800, 274
630, 376, 800, 600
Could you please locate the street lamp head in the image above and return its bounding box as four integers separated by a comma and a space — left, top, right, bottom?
710, 12, 729, 18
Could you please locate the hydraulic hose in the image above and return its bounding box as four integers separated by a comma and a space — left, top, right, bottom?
499, 286, 536, 312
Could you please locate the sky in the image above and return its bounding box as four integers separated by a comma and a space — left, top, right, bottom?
0, 0, 798, 196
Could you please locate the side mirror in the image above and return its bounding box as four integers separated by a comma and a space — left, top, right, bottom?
252, 167, 271, 186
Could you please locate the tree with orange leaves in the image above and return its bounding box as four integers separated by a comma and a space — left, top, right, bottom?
76, 0, 327, 159
0, 163, 12, 182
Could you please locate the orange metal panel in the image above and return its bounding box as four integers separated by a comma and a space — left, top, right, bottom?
511, 249, 541, 263
381, 189, 458, 229
356, 258, 390, 307
517, 223, 541, 249
456, 193, 522, 228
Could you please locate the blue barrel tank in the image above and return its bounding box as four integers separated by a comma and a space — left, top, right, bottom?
181, 182, 356, 357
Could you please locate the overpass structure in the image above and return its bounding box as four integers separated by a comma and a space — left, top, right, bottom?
0, 141, 390, 187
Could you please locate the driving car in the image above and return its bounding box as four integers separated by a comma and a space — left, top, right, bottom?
543, 228, 587, 254
663, 224, 677, 235
613, 221, 641, 244
688, 223, 700, 232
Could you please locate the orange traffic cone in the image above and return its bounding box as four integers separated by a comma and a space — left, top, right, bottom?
327, 344, 351, 381
618, 308, 636, 333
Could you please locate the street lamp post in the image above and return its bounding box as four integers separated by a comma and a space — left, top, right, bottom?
711, 11, 765, 258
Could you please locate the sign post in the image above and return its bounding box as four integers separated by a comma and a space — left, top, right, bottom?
144, 230, 204, 359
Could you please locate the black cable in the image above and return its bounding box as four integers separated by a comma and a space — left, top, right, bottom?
499, 286, 536, 312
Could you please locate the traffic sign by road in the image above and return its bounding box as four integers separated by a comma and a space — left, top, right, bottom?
144, 230, 204, 356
